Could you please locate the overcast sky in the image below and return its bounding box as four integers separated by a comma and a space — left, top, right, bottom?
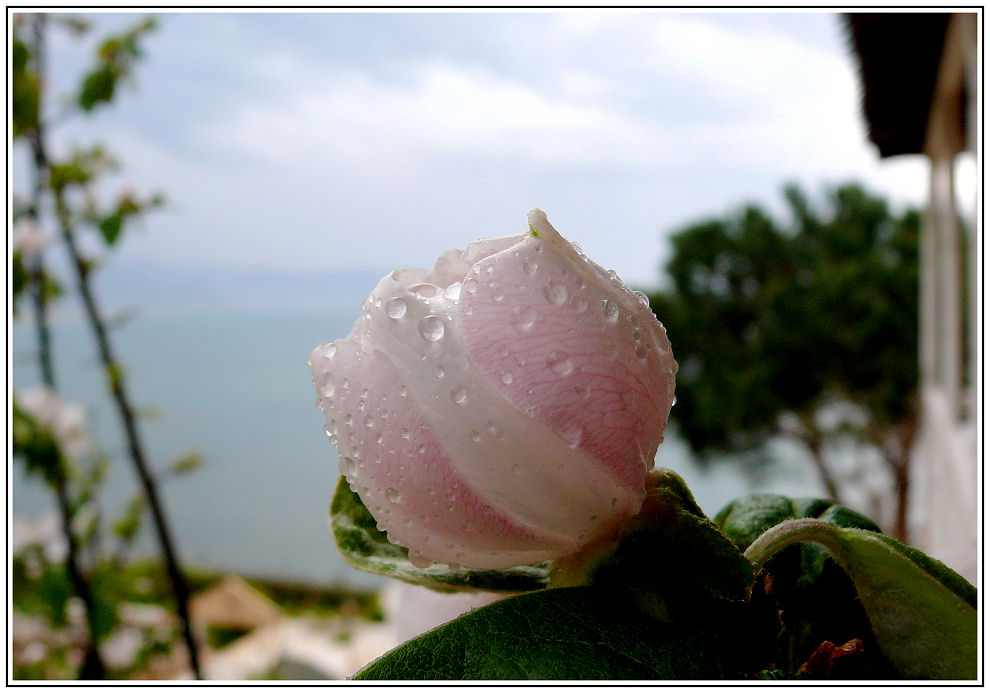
25, 10, 944, 290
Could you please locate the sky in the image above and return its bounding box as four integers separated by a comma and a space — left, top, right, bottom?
18, 9, 954, 291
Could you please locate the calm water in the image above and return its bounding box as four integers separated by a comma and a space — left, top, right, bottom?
11, 308, 819, 586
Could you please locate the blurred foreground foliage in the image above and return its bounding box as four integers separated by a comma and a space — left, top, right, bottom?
649, 183, 926, 537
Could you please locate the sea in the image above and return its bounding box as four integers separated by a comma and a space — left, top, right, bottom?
10, 265, 821, 589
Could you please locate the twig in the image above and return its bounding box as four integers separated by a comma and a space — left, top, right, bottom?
25, 13, 107, 680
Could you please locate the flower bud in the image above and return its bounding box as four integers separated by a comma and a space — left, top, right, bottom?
309, 210, 677, 570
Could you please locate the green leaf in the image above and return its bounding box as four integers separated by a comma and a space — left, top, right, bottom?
11, 31, 39, 138
576, 470, 753, 623
169, 452, 202, 477
78, 64, 118, 112
330, 476, 549, 593
354, 586, 734, 680
714, 493, 880, 551
715, 495, 891, 675
746, 519, 977, 679
98, 213, 123, 245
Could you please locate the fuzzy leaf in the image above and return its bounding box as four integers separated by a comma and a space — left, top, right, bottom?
330, 476, 549, 593
746, 520, 976, 679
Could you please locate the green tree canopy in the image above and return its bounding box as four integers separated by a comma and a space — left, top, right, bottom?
649, 183, 921, 535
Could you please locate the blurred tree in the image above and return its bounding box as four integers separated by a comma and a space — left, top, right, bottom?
12, 12, 201, 679
649, 183, 921, 539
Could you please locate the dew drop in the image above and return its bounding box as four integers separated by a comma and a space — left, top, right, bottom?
672, 395, 678, 407
603, 299, 620, 322
364, 415, 375, 428
340, 456, 356, 476
509, 306, 536, 331
398, 384, 408, 398
418, 315, 445, 342
343, 413, 353, 426
323, 343, 337, 359
450, 386, 468, 405
543, 279, 568, 306
635, 345, 649, 359
342, 377, 350, 391
635, 291, 651, 306
400, 428, 410, 440
385, 487, 399, 503
434, 364, 446, 379
323, 422, 336, 440
469, 429, 480, 442
482, 504, 493, 515
499, 370, 514, 385
514, 353, 527, 367
562, 426, 583, 449
444, 282, 462, 300
385, 297, 407, 319
574, 383, 590, 398
522, 257, 538, 275
320, 371, 337, 397
463, 277, 478, 294
409, 551, 432, 569
492, 289, 504, 302
547, 351, 574, 376
409, 282, 440, 299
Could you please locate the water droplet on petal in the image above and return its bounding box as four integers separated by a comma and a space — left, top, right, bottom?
318, 371, 336, 398
469, 429, 480, 442
547, 351, 574, 376
500, 370, 514, 385
510, 306, 536, 331
385, 487, 399, 502
522, 257, 538, 275
400, 428, 410, 439
340, 456, 356, 476
563, 426, 583, 448
444, 282, 462, 300
398, 384, 408, 398
636, 345, 649, 359
419, 315, 444, 342
635, 291, 651, 306
603, 299, 620, 322
434, 364, 446, 379
463, 277, 478, 294
450, 386, 467, 404
543, 279, 568, 306
409, 282, 440, 299
364, 415, 375, 428
409, 551, 432, 569
385, 297, 407, 319
324, 343, 337, 359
